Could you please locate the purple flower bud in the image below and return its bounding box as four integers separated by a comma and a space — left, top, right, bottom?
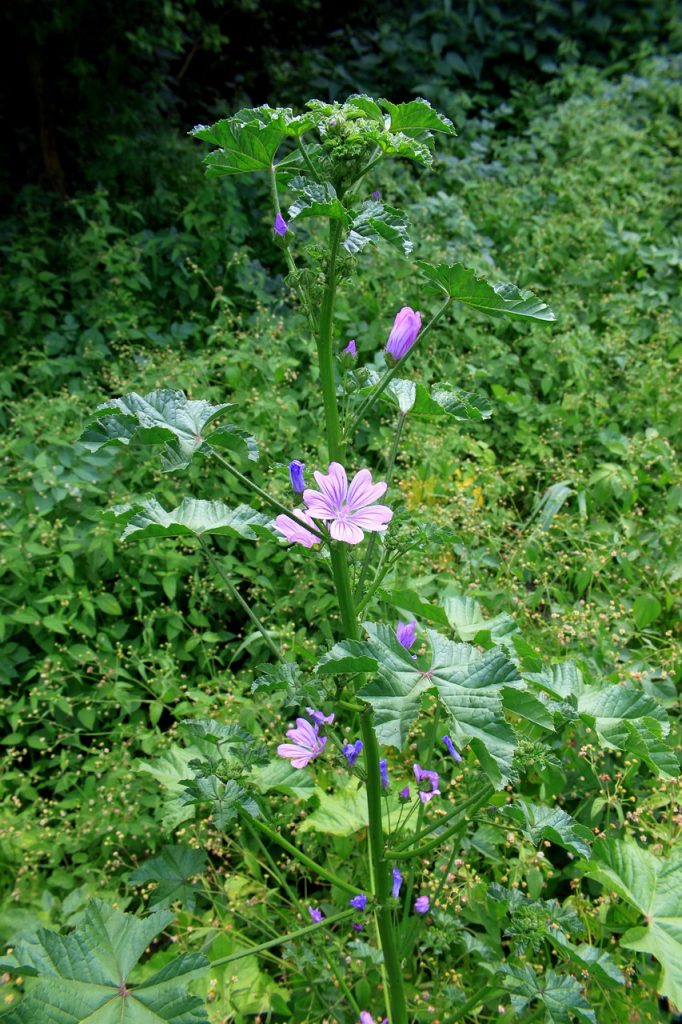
349, 893, 367, 911
443, 735, 462, 762
289, 460, 305, 494
391, 868, 403, 899
414, 895, 430, 915
399, 785, 411, 801
352, 922, 364, 931
396, 620, 417, 650
371, 190, 381, 201
308, 905, 324, 922
306, 706, 334, 726
274, 212, 288, 236
359, 1014, 374, 1024
414, 763, 440, 803
379, 759, 389, 789
344, 339, 357, 357
342, 739, 363, 767
385, 307, 422, 361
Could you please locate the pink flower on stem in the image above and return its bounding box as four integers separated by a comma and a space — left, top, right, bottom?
274, 510, 320, 548
277, 718, 327, 768
303, 462, 392, 545
385, 306, 421, 360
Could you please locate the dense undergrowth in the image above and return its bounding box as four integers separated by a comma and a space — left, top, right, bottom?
0, 51, 680, 1023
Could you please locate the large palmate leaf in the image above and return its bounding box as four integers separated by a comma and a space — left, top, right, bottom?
80, 389, 255, 472
191, 117, 287, 176
287, 176, 347, 221
502, 799, 591, 858
3, 900, 209, 1023
443, 593, 517, 645
382, 98, 456, 136
129, 846, 207, 911
107, 497, 273, 542
417, 262, 556, 322
346, 369, 491, 421
583, 839, 682, 1006
334, 623, 521, 787
577, 685, 677, 778
344, 200, 413, 256
499, 964, 595, 1024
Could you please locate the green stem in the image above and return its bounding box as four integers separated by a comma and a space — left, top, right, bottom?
246, 813, 363, 896
355, 411, 407, 601
318, 219, 345, 460
390, 783, 494, 861
296, 137, 320, 180
208, 447, 326, 542
269, 162, 316, 327
198, 537, 282, 661
392, 781, 494, 852
348, 298, 451, 436
211, 908, 356, 967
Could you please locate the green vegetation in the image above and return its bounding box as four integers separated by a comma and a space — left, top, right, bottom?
0, 26, 680, 1024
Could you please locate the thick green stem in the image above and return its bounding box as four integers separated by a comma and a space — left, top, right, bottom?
199, 537, 282, 661
246, 813, 363, 896
314, 207, 409, 1024
348, 297, 452, 435
317, 219, 345, 460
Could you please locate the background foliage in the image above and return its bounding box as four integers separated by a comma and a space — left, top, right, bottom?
0, 2, 680, 1021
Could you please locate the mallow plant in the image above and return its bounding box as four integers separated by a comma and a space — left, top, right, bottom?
4, 96, 680, 1024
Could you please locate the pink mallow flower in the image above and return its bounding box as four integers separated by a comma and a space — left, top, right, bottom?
274, 510, 320, 548
303, 462, 392, 545
385, 306, 421, 360
277, 718, 327, 768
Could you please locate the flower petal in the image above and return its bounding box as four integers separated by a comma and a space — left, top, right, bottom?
302, 491, 336, 519
330, 519, 365, 544
277, 743, 314, 768
348, 505, 393, 530
312, 462, 348, 509
347, 469, 388, 510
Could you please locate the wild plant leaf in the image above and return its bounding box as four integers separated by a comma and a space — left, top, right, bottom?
524, 661, 582, 702
129, 846, 207, 911
137, 746, 202, 829
428, 384, 493, 420
584, 839, 682, 1006
178, 775, 260, 829
344, 200, 413, 256
502, 688, 555, 730
357, 623, 519, 787
417, 262, 556, 321
108, 498, 273, 542
287, 176, 348, 221
443, 593, 517, 644
503, 799, 591, 858
208, 424, 259, 461
251, 661, 302, 693
381, 98, 456, 136
316, 639, 381, 676
578, 685, 677, 778
298, 785, 413, 837
191, 118, 286, 176
80, 389, 242, 472
500, 964, 596, 1023
3, 900, 209, 1023
251, 758, 315, 799
346, 369, 491, 422
526, 480, 574, 531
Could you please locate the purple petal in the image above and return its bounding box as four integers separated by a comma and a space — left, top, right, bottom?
277, 743, 315, 768
306, 707, 335, 726
329, 519, 365, 544
443, 735, 463, 762
396, 620, 417, 649
346, 469, 388, 510
274, 512, 319, 548
414, 895, 430, 915
313, 462, 348, 509
348, 505, 393, 530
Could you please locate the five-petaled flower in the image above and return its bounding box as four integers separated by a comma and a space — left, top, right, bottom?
303, 462, 392, 545
278, 718, 327, 768
414, 763, 440, 804
385, 306, 421, 361
443, 735, 462, 762
342, 739, 363, 766
414, 895, 430, 915
274, 510, 320, 548
308, 905, 324, 922
349, 893, 367, 911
